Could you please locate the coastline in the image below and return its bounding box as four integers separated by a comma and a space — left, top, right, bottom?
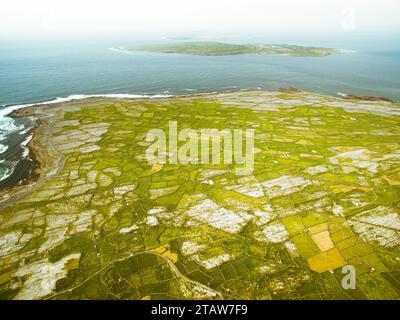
0, 88, 399, 300
0, 88, 399, 209
0, 95, 178, 209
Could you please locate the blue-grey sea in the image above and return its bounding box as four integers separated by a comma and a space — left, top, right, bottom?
0, 33, 399, 184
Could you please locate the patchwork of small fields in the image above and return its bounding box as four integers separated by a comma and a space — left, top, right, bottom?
0, 90, 399, 299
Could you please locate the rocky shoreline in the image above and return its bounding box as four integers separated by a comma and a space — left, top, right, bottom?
0, 89, 399, 300
0, 111, 61, 210
1, 89, 399, 210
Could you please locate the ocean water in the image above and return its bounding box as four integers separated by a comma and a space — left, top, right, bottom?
0, 33, 399, 184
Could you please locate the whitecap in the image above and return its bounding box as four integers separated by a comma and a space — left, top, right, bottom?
338, 49, 357, 54
0, 144, 8, 154
20, 135, 33, 158
0, 92, 174, 118
22, 148, 29, 158
109, 47, 129, 53
0, 165, 15, 182
21, 134, 33, 147
0, 117, 24, 141
19, 127, 32, 135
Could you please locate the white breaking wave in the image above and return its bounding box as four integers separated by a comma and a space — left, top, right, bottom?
21, 134, 33, 147
21, 134, 33, 157
338, 49, 357, 54
110, 47, 129, 53
0, 92, 172, 184
109, 47, 141, 55
0, 93, 173, 118
0, 163, 16, 182
0, 117, 24, 141
22, 147, 30, 158
0, 144, 8, 154
18, 127, 32, 135
0, 93, 173, 161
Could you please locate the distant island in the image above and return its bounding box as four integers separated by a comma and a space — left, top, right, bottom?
116, 41, 340, 57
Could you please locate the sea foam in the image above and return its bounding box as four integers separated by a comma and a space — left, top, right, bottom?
0, 163, 16, 182
0, 93, 173, 118
0, 93, 173, 163
0, 144, 8, 155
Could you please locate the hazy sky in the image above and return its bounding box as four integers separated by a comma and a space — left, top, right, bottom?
0, 0, 399, 38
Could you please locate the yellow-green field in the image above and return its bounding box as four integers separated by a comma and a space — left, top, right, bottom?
0, 90, 399, 300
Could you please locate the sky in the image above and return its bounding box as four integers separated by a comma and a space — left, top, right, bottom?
0, 0, 399, 39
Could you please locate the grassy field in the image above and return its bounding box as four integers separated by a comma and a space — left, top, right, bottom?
0, 90, 399, 300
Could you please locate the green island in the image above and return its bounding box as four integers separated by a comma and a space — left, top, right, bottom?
0, 89, 399, 300
120, 41, 340, 57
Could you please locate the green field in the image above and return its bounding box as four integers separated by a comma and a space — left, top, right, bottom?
0, 90, 399, 300
123, 41, 339, 57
